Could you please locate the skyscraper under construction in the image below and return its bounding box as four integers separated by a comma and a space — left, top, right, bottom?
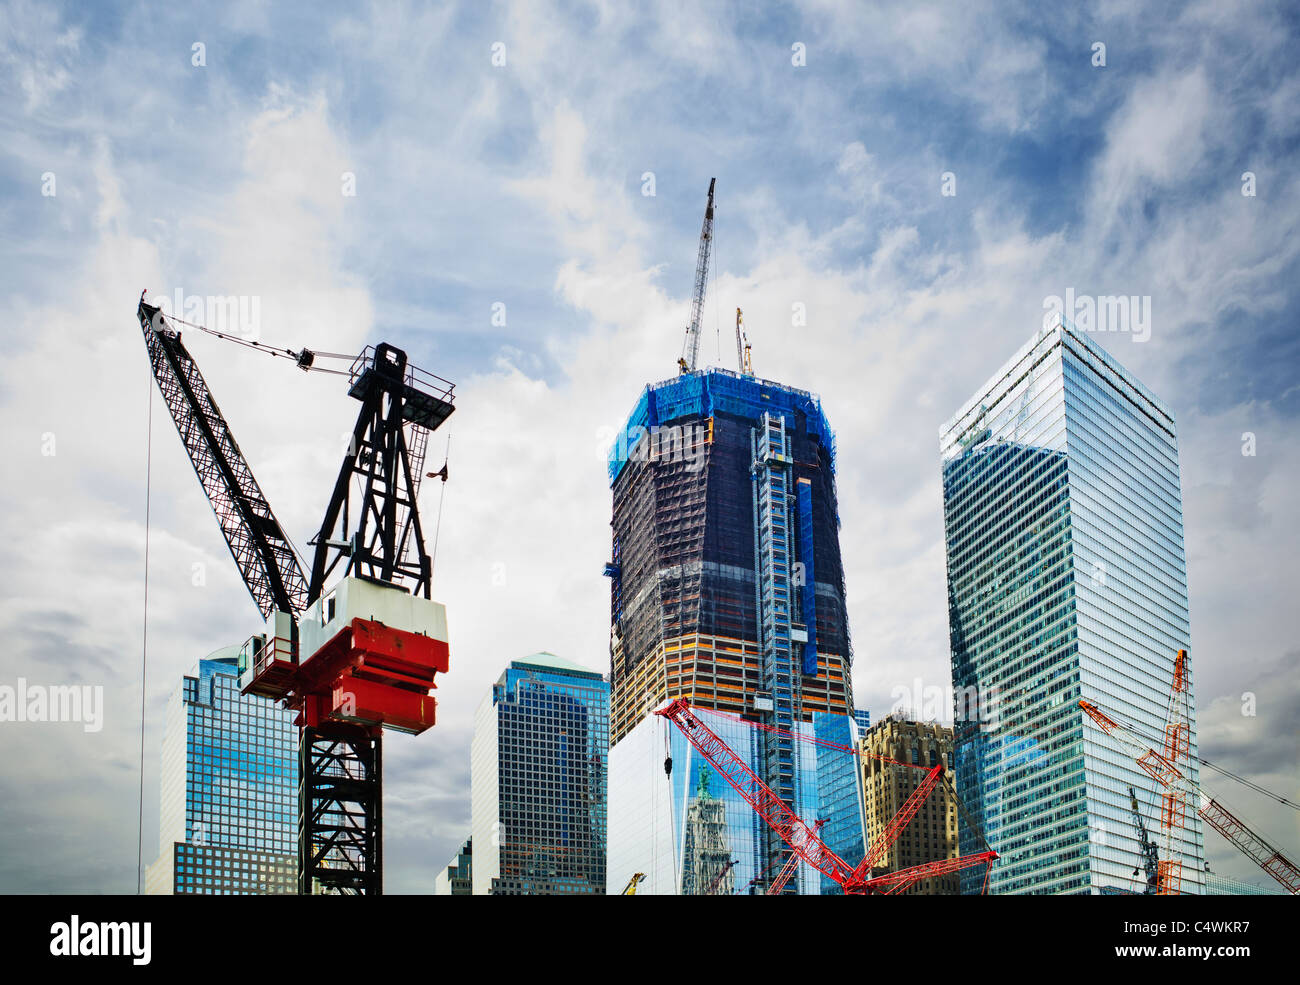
604, 367, 866, 893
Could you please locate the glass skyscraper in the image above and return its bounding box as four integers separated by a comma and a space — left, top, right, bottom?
940, 317, 1204, 895
470, 653, 609, 895
145, 647, 297, 894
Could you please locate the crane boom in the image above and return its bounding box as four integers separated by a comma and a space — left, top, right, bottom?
137, 297, 310, 617
677, 177, 716, 374
768, 819, 825, 894
1080, 698, 1300, 895
657, 698, 997, 894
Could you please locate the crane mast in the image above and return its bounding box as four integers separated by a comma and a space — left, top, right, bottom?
1080, 696, 1300, 894
677, 177, 716, 375
735, 307, 753, 376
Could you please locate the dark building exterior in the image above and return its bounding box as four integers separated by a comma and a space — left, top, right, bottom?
605, 368, 864, 894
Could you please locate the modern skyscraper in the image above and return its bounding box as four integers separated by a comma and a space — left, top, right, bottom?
858, 717, 960, 895
470, 653, 609, 895
940, 316, 1204, 895
145, 647, 297, 895
604, 368, 865, 894
433, 836, 472, 895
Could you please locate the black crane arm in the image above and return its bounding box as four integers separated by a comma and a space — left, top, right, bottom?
137, 297, 310, 618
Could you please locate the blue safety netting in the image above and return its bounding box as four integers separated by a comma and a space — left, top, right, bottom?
608, 369, 836, 485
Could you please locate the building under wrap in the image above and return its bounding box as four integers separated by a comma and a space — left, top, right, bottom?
604, 367, 865, 894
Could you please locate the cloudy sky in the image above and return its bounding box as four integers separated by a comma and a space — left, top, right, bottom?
1, 0, 1296, 894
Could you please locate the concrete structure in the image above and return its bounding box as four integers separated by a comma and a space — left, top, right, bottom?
145, 648, 296, 894
940, 317, 1204, 894
858, 717, 959, 895
433, 837, 472, 895
605, 368, 865, 894
470, 653, 608, 895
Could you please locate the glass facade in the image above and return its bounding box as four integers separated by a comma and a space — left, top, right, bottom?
606, 707, 866, 894
940, 319, 1204, 895
470, 653, 609, 895
146, 647, 297, 895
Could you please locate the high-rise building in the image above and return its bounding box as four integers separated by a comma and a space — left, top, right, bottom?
145, 647, 297, 895
470, 653, 608, 895
604, 368, 865, 894
940, 317, 1204, 894
1205, 872, 1287, 896
858, 717, 960, 895
433, 836, 472, 895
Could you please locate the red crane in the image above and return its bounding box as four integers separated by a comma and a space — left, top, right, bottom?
656, 698, 997, 894
766, 819, 825, 895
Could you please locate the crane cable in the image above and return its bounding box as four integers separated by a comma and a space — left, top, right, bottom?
154, 307, 357, 377
136, 358, 154, 894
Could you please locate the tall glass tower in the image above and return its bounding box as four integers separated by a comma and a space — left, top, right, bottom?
470, 653, 609, 895
940, 318, 1204, 895
145, 648, 297, 894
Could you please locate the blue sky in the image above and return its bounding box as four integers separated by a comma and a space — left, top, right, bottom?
1, 0, 1297, 894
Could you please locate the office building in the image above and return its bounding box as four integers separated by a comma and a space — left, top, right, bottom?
858, 716, 960, 895
434, 837, 472, 895
604, 368, 865, 894
145, 647, 297, 894
1205, 872, 1286, 895
470, 653, 608, 895
940, 316, 1204, 894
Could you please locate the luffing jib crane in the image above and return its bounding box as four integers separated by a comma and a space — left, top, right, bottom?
677, 177, 716, 375
137, 294, 455, 894
1080, 694, 1300, 895
656, 698, 997, 894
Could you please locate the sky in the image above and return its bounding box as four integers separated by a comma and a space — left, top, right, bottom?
0, 0, 1297, 894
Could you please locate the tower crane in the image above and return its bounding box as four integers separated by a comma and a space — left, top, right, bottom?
1128, 785, 1160, 894
656, 699, 997, 894
1080, 690, 1300, 895
677, 177, 716, 375
735, 307, 753, 377
136, 293, 455, 894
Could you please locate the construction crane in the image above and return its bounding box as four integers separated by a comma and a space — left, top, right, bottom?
767, 819, 825, 895
656, 698, 997, 894
677, 177, 716, 375
1128, 785, 1159, 894
1080, 693, 1300, 895
620, 872, 646, 895
136, 293, 455, 894
734, 307, 753, 377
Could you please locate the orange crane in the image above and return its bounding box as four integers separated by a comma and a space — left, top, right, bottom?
657, 698, 996, 894
1079, 690, 1300, 895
